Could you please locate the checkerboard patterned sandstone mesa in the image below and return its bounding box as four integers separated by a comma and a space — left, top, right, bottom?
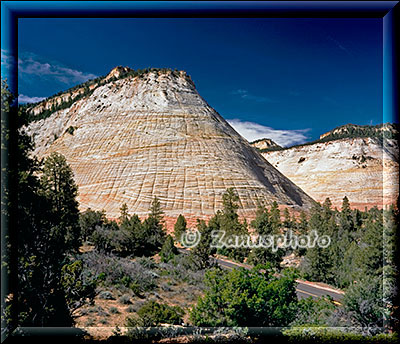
26, 67, 315, 222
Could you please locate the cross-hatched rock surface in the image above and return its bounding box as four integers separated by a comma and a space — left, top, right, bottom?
261, 137, 398, 209
26, 69, 315, 221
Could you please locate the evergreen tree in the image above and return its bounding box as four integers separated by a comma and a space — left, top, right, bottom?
216, 188, 249, 262
294, 210, 309, 257
189, 219, 217, 270
143, 197, 166, 253
1, 81, 94, 329
247, 203, 284, 270
339, 196, 354, 232
297, 210, 308, 235
301, 202, 333, 283
190, 265, 298, 327
160, 235, 178, 263
283, 208, 294, 231
79, 208, 106, 242
354, 209, 383, 279
40, 152, 81, 252
269, 201, 281, 232
173, 214, 187, 242
119, 203, 129, 224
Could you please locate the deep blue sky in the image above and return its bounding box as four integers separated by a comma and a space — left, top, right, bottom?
15, 18, 383, 145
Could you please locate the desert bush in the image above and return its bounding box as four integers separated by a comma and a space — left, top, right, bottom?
79, 251, 157, 293
159, 254, 206, 288
160, 235, 178, 263
126, 305, 136, 313
126, 300, 184, 327
119, 294, 131, 305
85, 318, 95, 327
98, 290, 115, 300
100, 318, 109, 325
109, 307, 120, 314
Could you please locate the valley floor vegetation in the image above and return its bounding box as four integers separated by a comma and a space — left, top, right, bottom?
1, 80, 398, 343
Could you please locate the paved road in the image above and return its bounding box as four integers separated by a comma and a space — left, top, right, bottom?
215, 256, 344, 303
178, 248, 344, 303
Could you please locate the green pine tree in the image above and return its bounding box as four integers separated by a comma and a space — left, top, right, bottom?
40, 152, 81, 252
174, 214, 187, 243
160, 235, 178, 263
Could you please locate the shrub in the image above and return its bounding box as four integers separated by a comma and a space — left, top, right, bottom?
79, 251, 157, 293
99, 318, 108, 325
126, 300, 184, 327
190, 265, 299, 327
119, 294, 131, 305
282, 326, 398, 343
126, 305, 136, 313
160, 235, 178, 263
98, 290, 115, 300
85, 318, 95, 327
109, 307, 120, 314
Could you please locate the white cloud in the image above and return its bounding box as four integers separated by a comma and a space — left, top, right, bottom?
18, 94, 46, 104
18, 54, 97, 84
227, 119, 310, 147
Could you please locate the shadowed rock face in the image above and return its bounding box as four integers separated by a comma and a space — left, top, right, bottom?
26, 69, 315, 220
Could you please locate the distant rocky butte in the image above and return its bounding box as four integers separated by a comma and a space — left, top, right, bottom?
259, 124, 398, 209
250, 138, 282, 151
26, 66, 314, 226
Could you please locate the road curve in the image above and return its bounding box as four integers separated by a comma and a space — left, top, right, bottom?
177, 248, 344, 303
214, 256, 344, 303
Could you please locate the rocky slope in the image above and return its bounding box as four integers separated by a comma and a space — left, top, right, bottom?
259, 133, 398, 209
250, 138, 282, 151
26, 67, 314, 223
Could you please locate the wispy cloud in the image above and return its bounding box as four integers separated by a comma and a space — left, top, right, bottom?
232, 89, 275, 103
18, 94, 46, 104
18, 53, 97, 84
227, 119, 310, 147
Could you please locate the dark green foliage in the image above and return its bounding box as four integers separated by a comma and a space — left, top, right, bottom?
127, 300, 184, 327
292, 297, 335, 326
160, 235, 178, 263
65, 125, 76, 135
301, 200, 335, 284
60, 260, 96, 314
173, 214, 187, 242
79, 208, 106, 242
247, 203, 284, 270
341, 276, 386, 333
190, 265, 299, 327
300, 198, 397, 295
214, 188, 250, 262
91, 198, 166, 257
187, 219, 217, 270
142, 197, 167, 252
1, 80, 94, 328
40, 152, 81, 252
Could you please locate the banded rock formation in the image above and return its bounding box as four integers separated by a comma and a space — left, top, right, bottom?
250, 138, 282, 151
26, 68, 314, 222
259, 135, 398, 209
